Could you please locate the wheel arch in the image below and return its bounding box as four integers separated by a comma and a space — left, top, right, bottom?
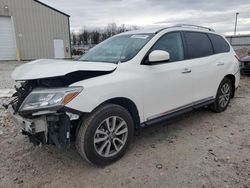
225, 74, 235, 98
100, 97, 141, 130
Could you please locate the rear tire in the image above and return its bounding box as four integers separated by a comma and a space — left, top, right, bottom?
76, 104, 134, 166
210, 77, 233, 113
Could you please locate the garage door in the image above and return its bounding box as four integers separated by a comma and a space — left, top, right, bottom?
0, 17, 16, 60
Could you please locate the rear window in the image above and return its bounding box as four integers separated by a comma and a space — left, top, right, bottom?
208, 34, 230, 54
185, 32, 213, 59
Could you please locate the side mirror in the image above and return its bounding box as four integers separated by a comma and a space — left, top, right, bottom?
148, 50, 170, 63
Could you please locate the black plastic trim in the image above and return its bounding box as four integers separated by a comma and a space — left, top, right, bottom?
142, 99, 215, 127
60, 106, 84, 115
180, 31, 188, 60
206, 33, 216, 54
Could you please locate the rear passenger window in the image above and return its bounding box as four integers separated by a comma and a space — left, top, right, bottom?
208, 34, 230, 53
151, 32, 184, 62
185, 32, 213, 59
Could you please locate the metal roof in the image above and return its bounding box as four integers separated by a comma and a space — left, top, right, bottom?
33, 0, 70, 17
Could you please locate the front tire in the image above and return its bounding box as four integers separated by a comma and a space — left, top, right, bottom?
76, 104, 134, 166
210, 77, 233, 113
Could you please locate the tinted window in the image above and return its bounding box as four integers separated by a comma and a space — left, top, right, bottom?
185, 32, 213, 59
208, 34, 230, 53
151, 32, 184, 62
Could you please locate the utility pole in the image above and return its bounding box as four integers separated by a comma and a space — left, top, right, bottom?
234, 12, 239, 36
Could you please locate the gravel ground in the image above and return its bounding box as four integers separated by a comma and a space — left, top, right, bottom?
0, 61, 27, 89
0, 61, 250, 188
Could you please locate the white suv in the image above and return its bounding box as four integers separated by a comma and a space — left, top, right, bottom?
6, 24, 240, 166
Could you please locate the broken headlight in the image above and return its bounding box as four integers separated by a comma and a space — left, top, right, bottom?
19, 87, 83, 112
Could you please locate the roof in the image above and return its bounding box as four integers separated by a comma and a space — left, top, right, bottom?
119, 25, 216, 35
33, 0, 70, 17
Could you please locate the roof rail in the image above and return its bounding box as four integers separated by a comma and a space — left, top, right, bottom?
174, 24, 215, 32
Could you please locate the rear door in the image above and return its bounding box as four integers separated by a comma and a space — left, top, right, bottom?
207, 33, 232, 81
183, 31, 220, 102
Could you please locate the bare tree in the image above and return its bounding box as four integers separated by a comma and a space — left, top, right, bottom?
71, 32, 77, 45
74, 23, 140, 46
91, 30, 100, 44
79, 29, 89, 45
118, 24, 126, 33
107, 23, 117, 37
101, 32, 108, 41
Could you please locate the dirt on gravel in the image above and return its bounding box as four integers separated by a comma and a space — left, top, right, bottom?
0, 61, 25, 89
0, 66, 250, 188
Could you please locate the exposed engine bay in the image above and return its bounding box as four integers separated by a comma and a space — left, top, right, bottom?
5, 70, 112, 148
10, 70, 112, 113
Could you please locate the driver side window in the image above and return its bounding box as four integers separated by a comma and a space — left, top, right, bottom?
151, 32, 184, 62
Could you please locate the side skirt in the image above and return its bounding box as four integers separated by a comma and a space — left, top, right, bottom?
141, 98, 215, 127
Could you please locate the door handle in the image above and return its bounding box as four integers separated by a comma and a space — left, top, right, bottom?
217, 62, 225, 66
182, 68, 192, 74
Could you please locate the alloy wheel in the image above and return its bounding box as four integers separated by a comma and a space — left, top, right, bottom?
94, 116, 128, 157
219, 83, 231, 108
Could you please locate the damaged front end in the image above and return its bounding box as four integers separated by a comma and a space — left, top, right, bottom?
5, 59, 116, 148
5, 80, 83, 148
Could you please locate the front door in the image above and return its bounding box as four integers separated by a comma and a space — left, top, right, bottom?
142, 32, 193, 121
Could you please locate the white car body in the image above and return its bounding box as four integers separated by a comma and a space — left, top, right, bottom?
12, 26, 240, 123
9, 25, 240, 165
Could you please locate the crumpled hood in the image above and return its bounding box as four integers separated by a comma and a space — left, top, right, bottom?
11, 59, 118, 81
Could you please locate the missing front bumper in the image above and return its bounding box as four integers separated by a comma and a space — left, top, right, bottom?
9, 106, 47, 133
8, 107, 71, 148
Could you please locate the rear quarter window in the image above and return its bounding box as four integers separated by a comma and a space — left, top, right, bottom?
185, 32, 213, 59
208, 34, 230, 54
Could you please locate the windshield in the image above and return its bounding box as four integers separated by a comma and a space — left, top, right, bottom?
79, 34, 154, 64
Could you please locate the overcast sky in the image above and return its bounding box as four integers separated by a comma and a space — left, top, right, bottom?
40, 0, 250, 35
